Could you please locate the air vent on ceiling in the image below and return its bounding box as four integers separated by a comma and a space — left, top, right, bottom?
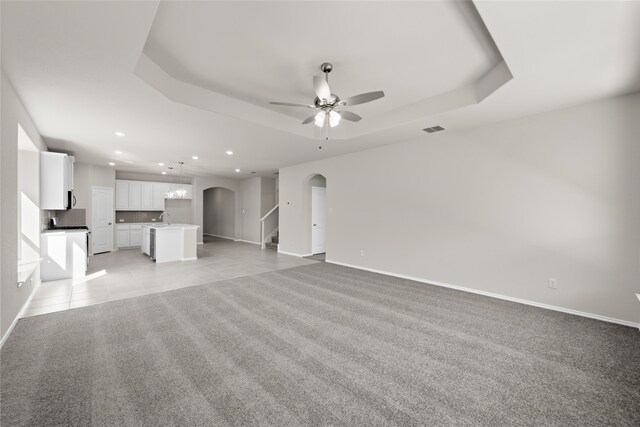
422, 125, 446, 133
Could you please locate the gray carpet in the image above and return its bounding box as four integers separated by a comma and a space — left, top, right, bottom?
2, 263, 639, 426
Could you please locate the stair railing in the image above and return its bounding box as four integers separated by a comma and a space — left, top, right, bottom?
260, 204, 279, 249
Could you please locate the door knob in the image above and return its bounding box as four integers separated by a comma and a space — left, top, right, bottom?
313, 224, 317, 226
108, 222, 112, 225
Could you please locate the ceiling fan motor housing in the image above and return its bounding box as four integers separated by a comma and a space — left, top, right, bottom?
315, 95, 340, 109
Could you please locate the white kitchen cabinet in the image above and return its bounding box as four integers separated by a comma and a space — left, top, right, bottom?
141, 182, 154, 210
40, 152, 75, 210
130, 229, 142, 246
116, 180, 129, 210
152, 183, 166, 210
41, 230, 87, 281
128, 181, 142, 210
116, 228, 130, 247
117, 179, 188, 211
141, 226, 151, 255
117, 223, 159, 248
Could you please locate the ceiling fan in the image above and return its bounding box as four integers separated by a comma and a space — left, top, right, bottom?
269, 62, 385, 131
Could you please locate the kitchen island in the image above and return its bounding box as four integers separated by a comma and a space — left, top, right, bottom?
141, 224, 199, 263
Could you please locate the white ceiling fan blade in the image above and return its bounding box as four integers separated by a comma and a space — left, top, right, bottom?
339, 110, 362, 122
302, 114, 316, 125
313, 75, 331, 101
270, 101, 313, 108
342, 91, 385, 106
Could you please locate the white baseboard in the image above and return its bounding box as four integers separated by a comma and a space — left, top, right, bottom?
277, 249, 314, 257
207, 233, 237, 241
202, 234, 260, 246
182, 257, 198, 261
1, 271, 42, 349
235, 239, 260, 245
326, 259, 640, 330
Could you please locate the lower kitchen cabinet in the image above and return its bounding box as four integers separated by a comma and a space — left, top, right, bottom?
116, 223, 154, 248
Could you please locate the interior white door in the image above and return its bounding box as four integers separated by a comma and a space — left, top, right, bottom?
92, 186, 113, 254
311, 187, 326, 254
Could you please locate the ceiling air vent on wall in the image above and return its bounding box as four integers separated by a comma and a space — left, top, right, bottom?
422, 125, 446, 133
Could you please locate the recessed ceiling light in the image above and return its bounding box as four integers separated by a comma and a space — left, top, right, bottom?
235, 168, 241, 173
114, 150, 122, 154
114, 131, 126, 137
161, 171, 167, 175
192, 155, 199, 160
108, 162, 115, 166
226, 150, 233, 156
158, 162, 164, 166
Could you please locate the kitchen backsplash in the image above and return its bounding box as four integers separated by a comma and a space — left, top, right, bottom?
41, 210, 53, 231
51, 208, 87, 227
116, 211, 164, 223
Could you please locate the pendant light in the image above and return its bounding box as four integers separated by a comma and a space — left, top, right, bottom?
165, 166, 175, 199
175, 162, 187, 199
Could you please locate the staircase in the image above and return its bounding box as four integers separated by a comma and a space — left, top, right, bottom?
265, 232, 278, 250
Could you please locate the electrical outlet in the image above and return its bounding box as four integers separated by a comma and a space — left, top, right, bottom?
360, 250, 365, 257
548, 278, 558, 289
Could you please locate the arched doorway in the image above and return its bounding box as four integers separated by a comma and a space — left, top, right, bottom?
202, 187, 236, 243
307, 174, 326, 260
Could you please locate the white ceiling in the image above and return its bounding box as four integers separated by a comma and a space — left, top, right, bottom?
2, 1, 639, 179
144, 1, 499, 118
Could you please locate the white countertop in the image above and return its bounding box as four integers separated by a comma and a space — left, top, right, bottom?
42, 229, 88, 234
141, 223, 199, 230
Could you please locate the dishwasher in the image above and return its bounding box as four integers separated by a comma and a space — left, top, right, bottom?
149, 228, 156, 262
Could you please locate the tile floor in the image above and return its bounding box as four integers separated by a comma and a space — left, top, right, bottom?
23, 237, 317, 318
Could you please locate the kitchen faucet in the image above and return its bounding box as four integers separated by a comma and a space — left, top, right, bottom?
159, 211, 171, 225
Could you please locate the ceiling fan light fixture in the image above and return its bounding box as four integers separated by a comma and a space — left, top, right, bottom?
314, 112, 325, 128
329, 111, 341, 127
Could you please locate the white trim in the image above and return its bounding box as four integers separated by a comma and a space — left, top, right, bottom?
277, 249, 314, 258
197, 242, 204, 245
1, 271, 42, 348
182, 257, 198, 261
326, 260, 640, 329
205, 233, 237, 241
259, 204, 279, 222
235, 239, 260, 245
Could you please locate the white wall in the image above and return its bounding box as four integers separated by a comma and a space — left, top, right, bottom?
17, 137, 41, 262
192, 175, 243, 243
1, 70, 47, 342
260, 177, 277, 216
164, 199, 192, 224
193, 175, 276, 244
203, 187, 236, 239
279, 92, 640, 325
240, 177, 262, 243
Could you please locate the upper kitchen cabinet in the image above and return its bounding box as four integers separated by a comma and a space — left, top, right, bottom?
116, 179, 192, 211
115, 180, 129, 210
40, 152, 75, 210
128, 181, 142, 210
152, 182, 166, 210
